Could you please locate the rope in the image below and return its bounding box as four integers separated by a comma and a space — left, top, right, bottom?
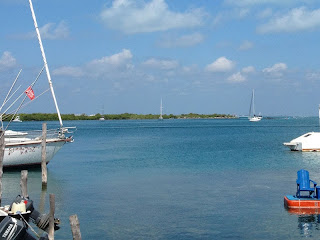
18, 212, 41, 238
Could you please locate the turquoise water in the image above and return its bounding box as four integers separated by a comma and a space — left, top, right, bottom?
3, 118, 320, 239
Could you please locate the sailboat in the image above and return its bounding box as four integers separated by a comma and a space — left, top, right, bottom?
248, 89, 262, 122
0, 0, 74, 167
159, 98, 163, 120
12, 116, 22, 122
99, 105, 105, 121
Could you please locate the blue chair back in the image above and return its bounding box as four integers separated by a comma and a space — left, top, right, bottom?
297, 169, 311, 190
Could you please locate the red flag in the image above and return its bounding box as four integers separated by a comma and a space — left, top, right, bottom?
25, 86, 35, 100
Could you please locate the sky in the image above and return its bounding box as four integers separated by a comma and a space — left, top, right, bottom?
1, 0, 320, 116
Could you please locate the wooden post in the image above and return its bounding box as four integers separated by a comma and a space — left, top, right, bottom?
0, 130, 4, 206
20, 170, 28, 198
39, 188, 46, 214
48, 193, 55, 240
41, 122, 47, 186
69, 214, 82, 240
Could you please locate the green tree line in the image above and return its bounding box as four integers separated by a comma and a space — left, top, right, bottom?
5, 113, 236, 121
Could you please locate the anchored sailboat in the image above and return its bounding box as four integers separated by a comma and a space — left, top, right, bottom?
159, 98, 163, 120
0, 0, 74, 167
99, 104, 105, 121
12, 116, 22, 122
248, 89, 262, 122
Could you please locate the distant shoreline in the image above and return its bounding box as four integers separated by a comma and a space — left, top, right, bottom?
5, 113, 236, 121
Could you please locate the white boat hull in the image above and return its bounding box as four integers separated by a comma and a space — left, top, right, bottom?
3, 138, 70, 167
283, 132, 320, 152
249, 116, 262, 122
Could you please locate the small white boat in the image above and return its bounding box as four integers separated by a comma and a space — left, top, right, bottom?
99, 117, 105, 121
12, 116, 22, 122
4, 130, 27, 137
284, 132, 320, 151
248, 89, 262, 122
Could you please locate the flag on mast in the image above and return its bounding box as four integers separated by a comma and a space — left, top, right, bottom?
25, 86, 35, 100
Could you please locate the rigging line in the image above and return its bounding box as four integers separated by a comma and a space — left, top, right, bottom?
19, 88, 50, 110
1, 85, 22, 110
31, 65, 45, 88
18, 213, 41, 238
9, 88, 50, 116
8, 65, 45, 122
3, 88, 50, 132
1, 90, 25, 118
1, 66, 45, 121
0, 69, 22, 112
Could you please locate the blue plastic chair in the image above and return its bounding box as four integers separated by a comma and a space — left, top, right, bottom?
296, 169, 317, 198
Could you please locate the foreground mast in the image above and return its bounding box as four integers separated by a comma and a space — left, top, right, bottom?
28, 0, 63, 128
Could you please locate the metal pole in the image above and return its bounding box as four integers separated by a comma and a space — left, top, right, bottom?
41, 123, 47, 186
0, 131, 4, 206
28, 0, 63, 127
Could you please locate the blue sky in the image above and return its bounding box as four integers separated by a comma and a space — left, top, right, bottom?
1, 0, 320, 116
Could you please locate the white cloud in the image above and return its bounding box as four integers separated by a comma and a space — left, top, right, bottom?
0, 51, 16, 71
306, 72, 320, 80
257, 8, 273, 19
100, 0, 205, 34
88, 49, 133, 68
224, 0, 300, 7
213, 8, 250, 26
227, 72, 246, 82
158, 33, 204, 48
239, 40, 253, 50
41, 21, 69, 39
237, 8, 250, 18
262, 63, 287, 77
25, 21, 69, 40
53, 66, 84, 77
258, 7, 320, 34
56, 49, 134, 79
142, 58, 179, 70
242, 66, 255, 73
206, 57, 235, 72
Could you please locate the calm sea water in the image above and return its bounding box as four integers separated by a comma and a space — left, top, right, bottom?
3, 117, 320, 239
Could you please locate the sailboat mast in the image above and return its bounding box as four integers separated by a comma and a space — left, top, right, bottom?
160, 98, 163, 118
28, 0, 63, 127
249, 90, 253, 118
252, 89, 255, 116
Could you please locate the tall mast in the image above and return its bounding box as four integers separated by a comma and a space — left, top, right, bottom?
160, 98, 162, 117
252, 89, 255, 116
159, 98, 163, 119
28, 0, 63, 127
249, 89, 253, 118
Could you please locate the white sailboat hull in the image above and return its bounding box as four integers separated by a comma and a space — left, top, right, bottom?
3, 138, 71, 167
249, 116, 262, 122
283, 132, 320, 151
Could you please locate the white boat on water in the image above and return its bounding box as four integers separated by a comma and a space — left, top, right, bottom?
12, 116, 22, 122
0, 0, 74, 168
248, 89, 262, 122
283, 132, 320, 152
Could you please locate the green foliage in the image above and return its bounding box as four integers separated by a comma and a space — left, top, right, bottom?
6, 112, 235, 121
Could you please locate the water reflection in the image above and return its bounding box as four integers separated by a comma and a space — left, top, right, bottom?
297, 215, 320, 237
299, 152, 320, 167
